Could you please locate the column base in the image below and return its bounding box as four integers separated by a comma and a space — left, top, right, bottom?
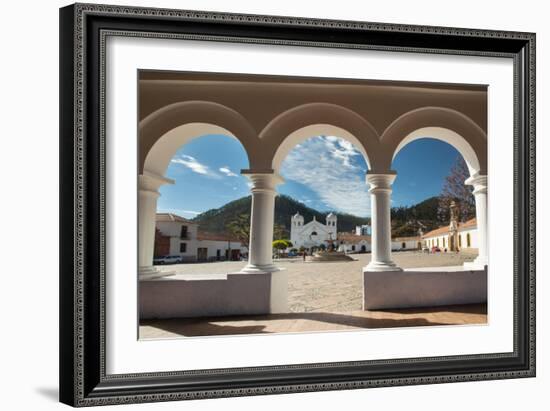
364, 261, 403, 272
139, 266, 175, 280
239, 263, 282, 274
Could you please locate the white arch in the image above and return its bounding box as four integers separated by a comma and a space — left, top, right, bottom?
392, 126, 480, 176
143, 122, 249, 176
271, 124, 371, 172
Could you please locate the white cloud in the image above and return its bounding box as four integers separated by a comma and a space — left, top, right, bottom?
219, 166, 238, 177
322, 135, 362, 168
170, 155, 220, 178
281, 136, 370, 217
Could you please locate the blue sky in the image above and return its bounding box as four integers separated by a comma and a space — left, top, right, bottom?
157, 134, 461, 219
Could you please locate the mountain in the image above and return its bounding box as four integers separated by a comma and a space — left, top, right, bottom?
192, 194, 444, 239
192, 194, 370, 238
390, 196, 442, 237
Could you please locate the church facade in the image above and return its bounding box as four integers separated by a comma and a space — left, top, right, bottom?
290, 212, 337, 250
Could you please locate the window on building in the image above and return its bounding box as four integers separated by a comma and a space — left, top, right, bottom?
402, 242, 406, 249
443, 238, 446, 247
459, 235, 462, 247
180, 242, 187, 253
467, 233, 471, 247
351, 245, 355, 251
437, 238, 439, 247
180, 225, 188, 239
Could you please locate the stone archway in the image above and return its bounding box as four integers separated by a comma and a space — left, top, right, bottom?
137, 71, 489, 317
381, 107, 487, 175
140, 100, 258, 175
259, 102, 382, 172
138, 101, 256, 278
384, 108, 488, 267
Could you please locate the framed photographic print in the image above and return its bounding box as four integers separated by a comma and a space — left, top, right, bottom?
59, 3, 535, 407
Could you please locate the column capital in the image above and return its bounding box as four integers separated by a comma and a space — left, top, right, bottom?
366, 171, 397, 192
241, 171, 284, 193
139, 171, 174, 192
465, 173, 488, 194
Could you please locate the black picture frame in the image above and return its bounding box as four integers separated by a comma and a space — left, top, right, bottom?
59, 3, 536, 407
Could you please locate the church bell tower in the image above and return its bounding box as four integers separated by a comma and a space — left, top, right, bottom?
291, 212, 304, 247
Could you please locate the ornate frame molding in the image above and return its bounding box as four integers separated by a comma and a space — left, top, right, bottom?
59, 3, 535, 407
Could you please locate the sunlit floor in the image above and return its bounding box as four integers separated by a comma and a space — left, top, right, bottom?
140, 303, 487, 338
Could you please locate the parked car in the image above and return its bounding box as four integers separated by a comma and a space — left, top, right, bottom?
153, 255, 183, 265
431, 246, 441, 253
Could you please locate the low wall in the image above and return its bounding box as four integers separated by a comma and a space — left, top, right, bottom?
140, 271, 287, 319
363, 266, 487, 310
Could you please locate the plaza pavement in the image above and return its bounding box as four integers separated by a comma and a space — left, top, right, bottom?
140, 251, 486, 338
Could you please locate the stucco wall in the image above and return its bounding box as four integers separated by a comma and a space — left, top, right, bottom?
140, 270, 287, 319
391, 239, 421, 251
424, 227, 478, 251
157, 220, 198, 238
363, 266, 487, 310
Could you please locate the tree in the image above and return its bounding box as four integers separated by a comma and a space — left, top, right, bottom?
225, 214, 250, 247
438, 156, 475, 223
272, 239, 292, 256
273, 223, 288, 241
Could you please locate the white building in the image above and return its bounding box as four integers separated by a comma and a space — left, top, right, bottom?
290, 212, 337, 250
355, 224, 371, 236
337, 232, 371, 253
392, 236, 422, 251
422, 218, 478, 252
337, 233, 421, 253
155, 213, 244, 262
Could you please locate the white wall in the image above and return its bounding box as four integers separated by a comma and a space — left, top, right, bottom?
157, 220, 241, 259
339, 241, 371, 253
200, 240, 242, 260
391, 239, 421, 251
156, 220, 196, 238
169, 238, 242, 260
424, 228, 478, 250
1, 1, 547, 411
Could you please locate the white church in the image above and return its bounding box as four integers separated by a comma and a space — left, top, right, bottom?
290, 212, 338, 250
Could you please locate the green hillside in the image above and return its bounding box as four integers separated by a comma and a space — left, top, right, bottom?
390, 196, 443, 237
192, 194, 445, 239
192, 194, 370, 238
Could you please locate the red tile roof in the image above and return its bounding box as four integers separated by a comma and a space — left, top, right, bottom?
337, 233, 371, 244
156, 213, 197, 224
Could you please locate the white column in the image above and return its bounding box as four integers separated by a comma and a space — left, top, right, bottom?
465, 174, 488, 268
138, 172, 174, 279
240, 172, 284, 273
365, 172, 401, 272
